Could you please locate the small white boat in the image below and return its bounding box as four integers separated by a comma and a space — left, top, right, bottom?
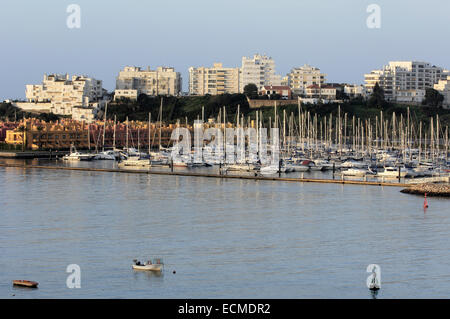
226, 163, 257, 172
132, 259, 163, 271
260, 165, 286, 175
342, 168, 375, 177
63, 146, 95, 161
287, 164, 309, 172
377, 166, 408, 178
118, 156, 151, 168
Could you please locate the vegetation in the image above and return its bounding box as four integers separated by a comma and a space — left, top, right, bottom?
422, 88, 444, 108
2, 93, 450, 131
243, 83, 258, 99
0, 102, 61, 122
106, 93, 450, 130
367, 82, 387, 109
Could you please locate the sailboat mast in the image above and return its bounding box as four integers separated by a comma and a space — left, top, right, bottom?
159, 98, 163, 150
113, 115, 116, 149
102, 102, 108, 152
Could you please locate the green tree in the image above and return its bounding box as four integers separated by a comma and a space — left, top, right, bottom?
422, 88, 444, 107
243, 83, 258, 99
367, 82, 386, 108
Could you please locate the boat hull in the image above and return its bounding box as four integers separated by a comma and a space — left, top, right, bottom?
132, 264, 163, 271
13, 280, 38, 288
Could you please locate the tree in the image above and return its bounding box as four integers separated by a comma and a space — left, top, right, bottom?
422, 88, 444, 108
367, 82, 386, 108
243, 83, 258, 99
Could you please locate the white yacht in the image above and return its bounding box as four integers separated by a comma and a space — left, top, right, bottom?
342, 167, 375, 177
377, 166, 408, 178
62, 146, 95, 161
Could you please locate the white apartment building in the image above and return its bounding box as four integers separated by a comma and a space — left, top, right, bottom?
240, 54, 282, 92
72, 106, 97, 123
115, 66, 181, 99
305, 84, 337, 100
189, 63, 240, 95
396, 89, 426, 103
25, 74, 104, 115
287, 65, 326, 95
364, 61, 449, 102
434, 76, 450, 108
344, 84, 367, 99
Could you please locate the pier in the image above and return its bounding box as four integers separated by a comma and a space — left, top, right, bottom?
0, 163, 411, 187
0, 151, 68, 159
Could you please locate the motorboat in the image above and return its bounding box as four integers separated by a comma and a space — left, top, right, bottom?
132, 259, 163, 271
225, 163, 258, 172
12, 280, 38, 288
340, 160, 368, 169
62, 146, 95, 161
342, 168, 375, 177
260, 165, 286, 175
286, 163, 309, 172
377, 166, 408, 178
118, 156, 151, 168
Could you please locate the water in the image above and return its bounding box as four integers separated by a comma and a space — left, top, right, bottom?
1, 158, 449, 298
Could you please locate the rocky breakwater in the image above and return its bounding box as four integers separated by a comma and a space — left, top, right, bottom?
400, 183, 450, 197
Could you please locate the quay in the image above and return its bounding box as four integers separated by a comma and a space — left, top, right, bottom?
0, 151, 68, 159
0, 163, 411, 188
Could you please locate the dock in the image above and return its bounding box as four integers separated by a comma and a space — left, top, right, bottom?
0, 163, 413, 188
0, 151, 68, 159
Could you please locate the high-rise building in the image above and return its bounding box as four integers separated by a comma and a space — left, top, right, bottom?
364, 61, 449, 102
434, 76, 450, 108
287, 65, 326, 95
115, 66, 181, 99
188, 63, 240, 95
25, 74, 104, 115
240, 54, 281, 92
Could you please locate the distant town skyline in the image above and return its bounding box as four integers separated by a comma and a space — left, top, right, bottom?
1, 0, 450, 100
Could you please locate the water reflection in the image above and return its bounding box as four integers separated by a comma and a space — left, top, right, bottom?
370, 289, 379, 299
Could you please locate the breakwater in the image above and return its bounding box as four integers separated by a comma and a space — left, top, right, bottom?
0, 163, 411, 187
400, 183, 450, 197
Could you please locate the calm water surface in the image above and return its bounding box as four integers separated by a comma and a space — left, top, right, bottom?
1, 158, 449, 298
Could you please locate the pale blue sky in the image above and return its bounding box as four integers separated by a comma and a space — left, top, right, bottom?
1, 0, 449, 100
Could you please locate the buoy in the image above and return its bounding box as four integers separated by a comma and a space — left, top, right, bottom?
424, 193, 429, 208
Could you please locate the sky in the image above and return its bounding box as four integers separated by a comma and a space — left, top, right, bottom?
0, 0, 449, 100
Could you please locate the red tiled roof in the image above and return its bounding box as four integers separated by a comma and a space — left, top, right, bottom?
262, 85, 291, 90
307, 84, 335, 89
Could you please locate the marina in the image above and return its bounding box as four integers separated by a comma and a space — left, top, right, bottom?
1, 157, 450, 299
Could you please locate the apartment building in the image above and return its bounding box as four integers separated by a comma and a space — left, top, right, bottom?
115, 66, 181, 99
364, 61, 449, 102
287, 65, 326, 95
25, 74, 104, 115
240, 54, 282, 92
344, 84, 367, 99
305, 84, 337, 100
5, 119, 89, 150
434, 76, 450, 108
188, 63, 240, 95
